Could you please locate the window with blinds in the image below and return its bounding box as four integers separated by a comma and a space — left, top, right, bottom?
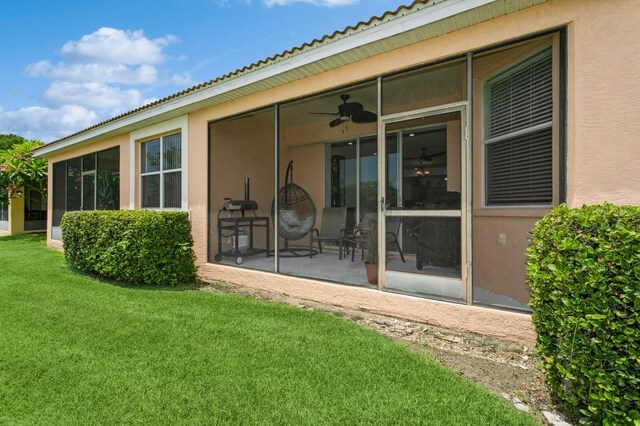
484, 47, 553, 206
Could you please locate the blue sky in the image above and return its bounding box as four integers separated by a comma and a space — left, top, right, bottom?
0, 0, 408, 142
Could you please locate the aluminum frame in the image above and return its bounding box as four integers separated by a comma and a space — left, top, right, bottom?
377, 100, 471, 303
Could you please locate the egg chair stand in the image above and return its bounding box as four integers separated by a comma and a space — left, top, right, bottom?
271, 161, 318, 258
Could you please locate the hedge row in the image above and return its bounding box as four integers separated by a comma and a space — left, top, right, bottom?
527, 203, 639, 425
61, 210, 197, 286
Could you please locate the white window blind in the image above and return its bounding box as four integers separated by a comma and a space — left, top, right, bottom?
484, 48, 553, 206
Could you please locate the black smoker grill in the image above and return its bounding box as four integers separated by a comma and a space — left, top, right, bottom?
214, 178, 269, 265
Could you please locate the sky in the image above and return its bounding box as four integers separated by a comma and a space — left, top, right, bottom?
0, 0, 409, 142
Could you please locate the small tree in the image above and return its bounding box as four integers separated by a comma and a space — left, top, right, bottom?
0, 138, 48, 205
0, 134, 27, 151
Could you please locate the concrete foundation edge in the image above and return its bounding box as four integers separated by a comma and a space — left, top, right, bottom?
200, 263, 536, 345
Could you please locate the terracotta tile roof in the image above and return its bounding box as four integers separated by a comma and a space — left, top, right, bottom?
38, 0, 432, 149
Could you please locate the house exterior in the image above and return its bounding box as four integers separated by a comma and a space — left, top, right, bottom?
34, 0, 640, 344
0, 188, 47, 236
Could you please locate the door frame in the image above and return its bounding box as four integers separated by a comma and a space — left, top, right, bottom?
377, 100, 472, 303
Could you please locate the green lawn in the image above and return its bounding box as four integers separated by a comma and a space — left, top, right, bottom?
0, 234, 538, 425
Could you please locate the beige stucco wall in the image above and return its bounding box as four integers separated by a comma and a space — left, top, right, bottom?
566, 1, 640, 206
7, 195, 24, 235
41, 0, 640, 341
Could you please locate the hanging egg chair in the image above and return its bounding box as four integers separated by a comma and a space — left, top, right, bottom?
272, 161, 317, 256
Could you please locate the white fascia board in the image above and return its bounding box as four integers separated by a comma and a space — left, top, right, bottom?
36, 0, 496, 157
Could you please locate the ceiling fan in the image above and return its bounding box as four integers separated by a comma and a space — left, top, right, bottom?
408, 147, 447, 163
407, 148, 447, 177
308, 94, 377, 127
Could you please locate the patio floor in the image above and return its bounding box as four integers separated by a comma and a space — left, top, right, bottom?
215, 248, 529, 311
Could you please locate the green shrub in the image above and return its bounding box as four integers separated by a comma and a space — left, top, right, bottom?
527, 203, 640, 425
61, 210, 197, 286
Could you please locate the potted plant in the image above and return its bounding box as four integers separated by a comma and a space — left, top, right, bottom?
364, 226, 378, 285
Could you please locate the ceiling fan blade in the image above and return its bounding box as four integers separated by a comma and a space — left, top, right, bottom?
406, 150, 448, 161
330, 118, 345, 128
342, 102, 363, 115
351, 110, 377, 123
308, 112, 339, 116
421, 150, 447, 161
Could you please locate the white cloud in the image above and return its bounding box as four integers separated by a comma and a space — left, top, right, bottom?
0, 105, 99, 142
26, 61, 158, 85
43, 81, 149, 110
60, 27, 177, 65
11, 26, 190, 141
170, 72, 193, 86
262, 0, 358, 6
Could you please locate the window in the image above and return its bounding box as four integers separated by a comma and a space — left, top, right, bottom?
0, 198, 7, 222
97, 148, 120, 210
66, 157, 82, 211
484, 47, 553, 206
51, 147, 120, 228
327, 140, 356, 209
26, 188, 46, 211
52, 162, 66, 227
82, 153, 96, 211
141, 133, 182, 209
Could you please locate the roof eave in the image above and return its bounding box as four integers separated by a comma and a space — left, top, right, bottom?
35, 0, 538, 157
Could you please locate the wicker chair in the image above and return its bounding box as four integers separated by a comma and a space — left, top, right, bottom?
271, 161, 317, 256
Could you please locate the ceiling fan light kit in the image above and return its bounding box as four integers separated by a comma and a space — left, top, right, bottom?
308, 94, 377, 128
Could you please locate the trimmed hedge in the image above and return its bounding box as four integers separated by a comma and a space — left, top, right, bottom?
61, 210, 197, 286
527, 203, 639, 425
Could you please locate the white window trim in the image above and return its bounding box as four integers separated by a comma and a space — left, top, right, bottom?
130, 115, 188, 211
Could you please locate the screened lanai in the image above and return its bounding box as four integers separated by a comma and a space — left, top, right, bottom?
207, 32, 560, 312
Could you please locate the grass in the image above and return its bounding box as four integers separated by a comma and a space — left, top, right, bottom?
0, 234, 538, 425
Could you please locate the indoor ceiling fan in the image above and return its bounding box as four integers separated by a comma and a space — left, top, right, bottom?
407, 147, 447, 176
408, 147, 447, 163
308, 94, 377, 127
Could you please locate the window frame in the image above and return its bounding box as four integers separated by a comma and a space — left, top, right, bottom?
481, 46, 554, 208
131, 115, 188, 211
139, 133, 182, 210
81, 153, 97, 211
50, 147, 121, 238
0, 197, 8, 222
25, 187, 46, 212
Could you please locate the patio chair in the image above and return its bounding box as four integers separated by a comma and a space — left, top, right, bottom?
345, 216, 405, 263
387, 217, 405, 263
309, 207, 348, 259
